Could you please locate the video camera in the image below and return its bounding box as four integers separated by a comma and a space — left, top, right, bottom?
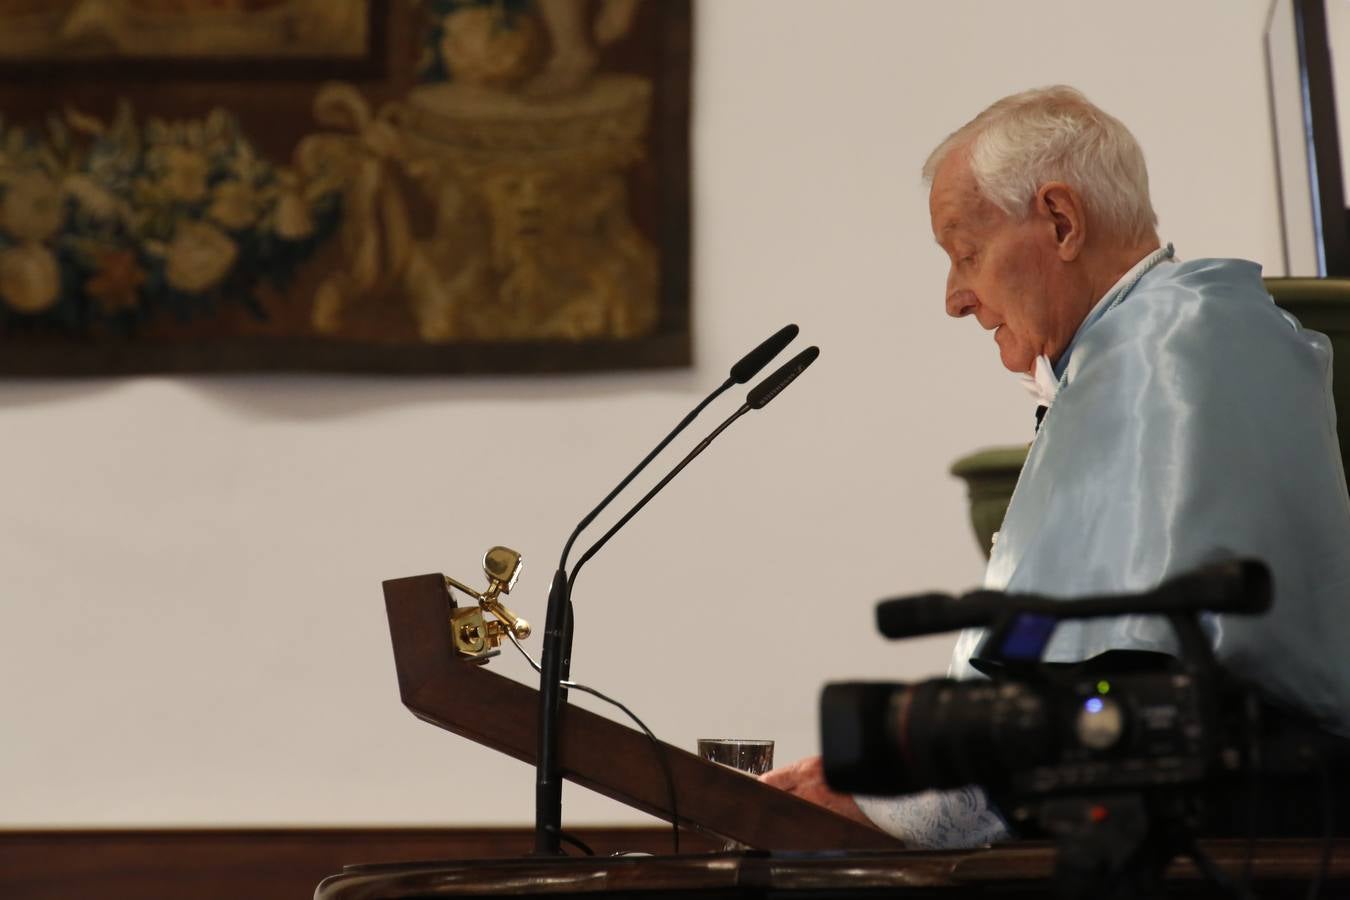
821, 560, 1271, 805
818, 559, 1332, 897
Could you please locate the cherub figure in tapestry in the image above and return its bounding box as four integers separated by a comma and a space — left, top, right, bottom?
306, 0, 658, 343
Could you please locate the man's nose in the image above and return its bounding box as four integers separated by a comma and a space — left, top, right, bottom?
946, 283, 977, 318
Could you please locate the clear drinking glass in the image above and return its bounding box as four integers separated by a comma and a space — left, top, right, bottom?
696, 738, 775, 775
696, 739, 775, 852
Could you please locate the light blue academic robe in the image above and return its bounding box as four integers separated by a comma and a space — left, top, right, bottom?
858, 256, 1350, 847
955, 256, 1350, 734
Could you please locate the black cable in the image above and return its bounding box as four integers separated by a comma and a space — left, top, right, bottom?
554, 827, 595, 857
508, 634, 682, 855
562, 680, 682, 855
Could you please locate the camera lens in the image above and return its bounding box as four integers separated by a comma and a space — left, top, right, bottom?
821, 679, 1052, 794
896, 680, 1052, 792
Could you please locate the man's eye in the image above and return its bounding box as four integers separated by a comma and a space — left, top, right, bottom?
959, 254, 976, 266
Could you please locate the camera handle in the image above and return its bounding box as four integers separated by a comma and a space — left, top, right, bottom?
979, 606, 1222, 677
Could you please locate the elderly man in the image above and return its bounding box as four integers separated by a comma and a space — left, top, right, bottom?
763, 85, 1350, 847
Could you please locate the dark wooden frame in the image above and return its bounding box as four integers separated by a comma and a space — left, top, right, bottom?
0, 3, 387, 82
1285, 0, 1350, 276
0, 0, 692, 376
383, 573, 901, 852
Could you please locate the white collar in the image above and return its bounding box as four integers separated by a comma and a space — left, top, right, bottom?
1020, 354, 1060, 407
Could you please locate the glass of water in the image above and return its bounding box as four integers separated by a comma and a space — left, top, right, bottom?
696, 738, 775, 775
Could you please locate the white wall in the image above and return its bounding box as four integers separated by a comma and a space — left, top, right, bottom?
0, 0, 1284, 827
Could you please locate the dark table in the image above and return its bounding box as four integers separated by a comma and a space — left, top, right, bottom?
316, 839, 1350, 898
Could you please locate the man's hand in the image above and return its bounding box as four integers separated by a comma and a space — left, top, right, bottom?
759, 755, 875, 828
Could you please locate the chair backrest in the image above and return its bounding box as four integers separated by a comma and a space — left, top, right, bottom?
1266, 276, 1350, 484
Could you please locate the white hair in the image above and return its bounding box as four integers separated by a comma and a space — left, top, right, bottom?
922, 86, 1158, 243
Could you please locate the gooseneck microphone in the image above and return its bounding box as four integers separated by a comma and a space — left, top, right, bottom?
569, 346, 821, 587
535, 345, 820, 854
874, 558, 1272, 640
557, 323, 799, 573
533, 325, 803, 856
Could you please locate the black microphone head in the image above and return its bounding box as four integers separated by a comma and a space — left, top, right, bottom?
746, 346, 819, 410
729, 324, 799, 384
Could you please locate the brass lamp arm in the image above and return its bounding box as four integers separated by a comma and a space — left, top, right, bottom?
444, 574, 487, 603
443, 548, 533, 657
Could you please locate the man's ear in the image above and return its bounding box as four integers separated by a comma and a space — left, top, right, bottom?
1036, 182, 1086, 261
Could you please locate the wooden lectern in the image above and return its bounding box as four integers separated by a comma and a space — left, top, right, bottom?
377, 572, 900, 851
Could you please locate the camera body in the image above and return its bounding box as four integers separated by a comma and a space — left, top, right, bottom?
822, 662, 1226, 805
818, 563, 1274, 810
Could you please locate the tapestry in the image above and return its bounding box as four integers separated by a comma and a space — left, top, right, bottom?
0, 0, 691, 373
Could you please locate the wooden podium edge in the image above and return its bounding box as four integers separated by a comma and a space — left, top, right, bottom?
383, 573, 901, 851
